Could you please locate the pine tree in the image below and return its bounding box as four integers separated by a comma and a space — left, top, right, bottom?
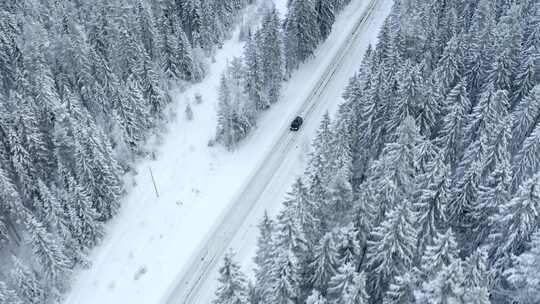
415, 259, 467, 304
462, 249, 490, 304
161, 21, 184, 80
284, 178, 318, 246
140, 53, 167, 116
24, 213, 71, 287
511, 55, 536, 108
434, 35, 464, 97
254, 212, 274, 302
34, 180, 68, 239
214, 58, 254, 150
315, 0, 335, 40
10, 256, 46, 304
487, 12, 520, 93
364, 116, 423, 222
199, 0, 222, 52
334, 225, 361, 268
351, 194, 375, 268
382, 271, 417, 304
511, 85, 540, 153
506, 230, 540, 304
285, 0, 320, 68
488, 172, 540, 280
244, 31, 266, 111
327, 263, 369, 304
326, 168, 353, 227
115, 74, 150, 147
271, 248, 301, 304
274, 190, 309, 258
448, 160, 481, 229
413, 156, 451, 257
259, 8, 283, 105
365, 202, 417, 302
341, 272, 369, 304
309, 233, 338, 295
307, 112, 334, 231
213, 252, 249, 304
512, 122, 540, 191
436, 80, 471, 168
326, 263, 355, 301
216, 73, 234, 148
66, 174, 104, 250
283, 10, 299, 76
388, 60, 424, 134
418, 229, 459, 282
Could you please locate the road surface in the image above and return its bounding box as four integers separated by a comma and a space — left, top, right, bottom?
163, 0, 391, 303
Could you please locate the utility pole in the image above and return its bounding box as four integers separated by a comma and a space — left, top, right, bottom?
149, 166, 159, 198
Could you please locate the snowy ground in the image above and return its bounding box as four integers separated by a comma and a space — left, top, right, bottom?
63, 0, 392, 303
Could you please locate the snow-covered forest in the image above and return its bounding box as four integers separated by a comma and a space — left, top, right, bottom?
0, 0, 250, 302
214, 0, 540, 303
215, 0, 351, 150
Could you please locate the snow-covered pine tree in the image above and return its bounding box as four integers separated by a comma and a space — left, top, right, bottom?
413, 156, 451, 258
216, 73, 235, 149
24, 213, 71, 288
363, 116, 423, 223
270, 248, 301, 304
435, 80, 471, 169
382, 271, 417, 304
285, 0, 320, 72
434, 35, 464, 98
284, 178, 319, 247
258, 8, 283, 105
309, 233, 338, 295
115, 74, 151, 147
506, 230, 540, 304
365, 201, 417, 303
334, 225, 361, 268
388, 60, 425, 135
511, 85, 540, 154
9, 256, 46, 304
213, 252, 249, 304
512, 122, 540, 191
462, 249, 490, 304
306, 112, 334, 231
244, 31, 266, 111
488, 172, 540, 283
199, 0, 223, 52
417, 229, 459, 282
253, 212, 274, 302
415, 258, 467, 304
327, 263, 369, 304
315, 0, 335, 40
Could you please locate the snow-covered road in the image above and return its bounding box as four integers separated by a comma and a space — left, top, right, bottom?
62, 0, 391, 303
163, 0, 393, 303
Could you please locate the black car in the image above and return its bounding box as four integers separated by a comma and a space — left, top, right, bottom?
290, 116, 303, 131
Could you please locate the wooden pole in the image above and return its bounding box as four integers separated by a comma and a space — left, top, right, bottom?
149, 166, 159, 198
